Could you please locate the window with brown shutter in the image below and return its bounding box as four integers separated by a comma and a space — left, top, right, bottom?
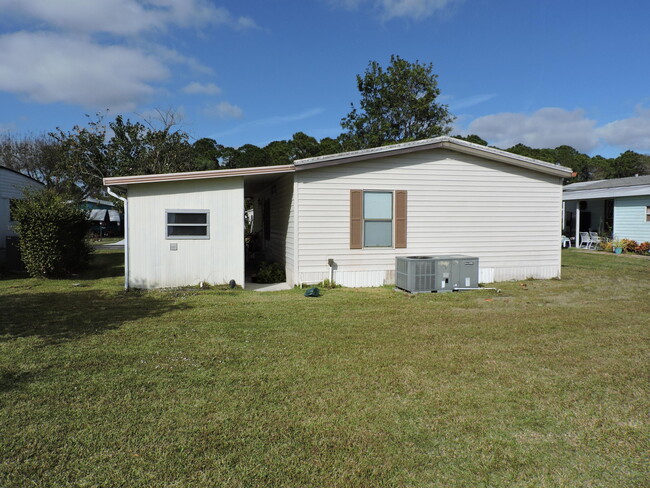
350, 190, 363, 249
395, 190, 407, 248
350, 190, 407, 249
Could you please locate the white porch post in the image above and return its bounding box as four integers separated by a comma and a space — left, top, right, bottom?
562, 201, 566, 233
575, 203, 581, 247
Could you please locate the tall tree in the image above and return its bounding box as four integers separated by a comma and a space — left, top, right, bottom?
340, 55, 454, 150
0, 134, 76, 194
191, 138, 223, 170
596, 150, 649, 179
553, 145, 594, 182
50, 111, 194, 197
317, 137, 344, 156
225, 144, 269, 168
289, 132, 320, 160
264, 140, 293, 165
453, 134, 488, 146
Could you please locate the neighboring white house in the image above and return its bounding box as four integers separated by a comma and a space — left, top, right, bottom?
0, 166, 44, 263
104, 136, 573, 289
562, 175, 650, 244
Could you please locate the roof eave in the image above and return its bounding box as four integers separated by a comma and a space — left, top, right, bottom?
294, 136, 573, 178
438, 140, 573, 178
103, 164, 296, 186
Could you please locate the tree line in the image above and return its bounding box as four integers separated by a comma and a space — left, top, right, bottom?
1, 55, 648, 200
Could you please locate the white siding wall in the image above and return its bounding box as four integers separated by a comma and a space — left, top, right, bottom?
294, 149, 563, 286
614, 196, 650, 242
128, 178, 244, 289
0, 169, 43, 251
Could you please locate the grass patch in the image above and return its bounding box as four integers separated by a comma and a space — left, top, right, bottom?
1, 249, 648, 487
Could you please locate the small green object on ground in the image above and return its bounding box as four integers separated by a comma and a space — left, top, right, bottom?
304, 287, 320, 297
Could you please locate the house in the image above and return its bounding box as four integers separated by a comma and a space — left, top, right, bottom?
81, 197, 122, 238
103, 136, 573, 290
0, 166, 44, 264
562, 175, 650, 244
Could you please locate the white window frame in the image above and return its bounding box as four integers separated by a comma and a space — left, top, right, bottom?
363, 190, 393, 248
165, 209, 210, 240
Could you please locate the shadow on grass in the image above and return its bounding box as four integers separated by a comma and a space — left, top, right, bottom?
0, 369, 39, 393
78, 250, 125, 280
0, 250, 125, 282
1, 289, 188, 344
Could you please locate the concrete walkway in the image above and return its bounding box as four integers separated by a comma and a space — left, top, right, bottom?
95, 239, 125, 250
245, 281, 292, 292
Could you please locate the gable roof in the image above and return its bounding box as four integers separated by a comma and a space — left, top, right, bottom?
563, 174, 650, 201
294, 136, 573, 177
104, 137, 573, 187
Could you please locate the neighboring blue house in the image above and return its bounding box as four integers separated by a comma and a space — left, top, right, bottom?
82, 197, 123, 238
562, 175, 650, 244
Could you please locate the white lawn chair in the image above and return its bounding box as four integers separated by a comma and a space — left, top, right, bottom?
579, 232, 593, 249
589, 232, 601, 249
561, 235, 571, 248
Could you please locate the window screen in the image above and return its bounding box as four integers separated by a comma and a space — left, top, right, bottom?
166, 211, 209, 239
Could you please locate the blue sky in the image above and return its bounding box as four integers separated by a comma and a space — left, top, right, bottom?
0, 0, 649, 157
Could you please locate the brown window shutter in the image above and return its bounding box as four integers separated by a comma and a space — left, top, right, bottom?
350, 190, 363, 249
395, 190, 407, 248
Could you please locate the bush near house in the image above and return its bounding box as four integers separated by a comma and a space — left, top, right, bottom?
620, 239, 638, 253
599, 238, 650, 255
253, 261, 286, 283
635, 241, 650, 255
12, 189, 93, 277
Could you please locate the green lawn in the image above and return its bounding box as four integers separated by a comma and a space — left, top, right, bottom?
1, 250, 648, 487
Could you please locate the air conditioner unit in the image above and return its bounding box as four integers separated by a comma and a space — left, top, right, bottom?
395, 255, 479, 293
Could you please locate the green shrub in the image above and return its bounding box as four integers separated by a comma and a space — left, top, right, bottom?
254, 262, 286, 283
318, 279, 341, 289
12, 189, 93, 277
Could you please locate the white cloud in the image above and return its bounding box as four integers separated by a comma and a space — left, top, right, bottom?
147, 44, 214, 75
596, 105, 650, 152
0, 1, 257, 109
182, 82, 222, 95
468, 107, 600, 153
0, 32, 168, 110
331, 0, 462, 20
0, 0, 258, 36
448, 93, 496, 111
212, 108, 325, 138
206, 102, 244, 119
380, 0, 462, 20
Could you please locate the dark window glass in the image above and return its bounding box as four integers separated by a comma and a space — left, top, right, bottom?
167, 213, 207, 224
167, 225, 208, 236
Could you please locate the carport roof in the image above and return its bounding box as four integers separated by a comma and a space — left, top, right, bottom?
563, 175, 650, 201
103, 164, 295, 187
564, 175, 650, 191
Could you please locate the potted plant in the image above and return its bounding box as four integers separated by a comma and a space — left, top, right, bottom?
610, 237, 625, 254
